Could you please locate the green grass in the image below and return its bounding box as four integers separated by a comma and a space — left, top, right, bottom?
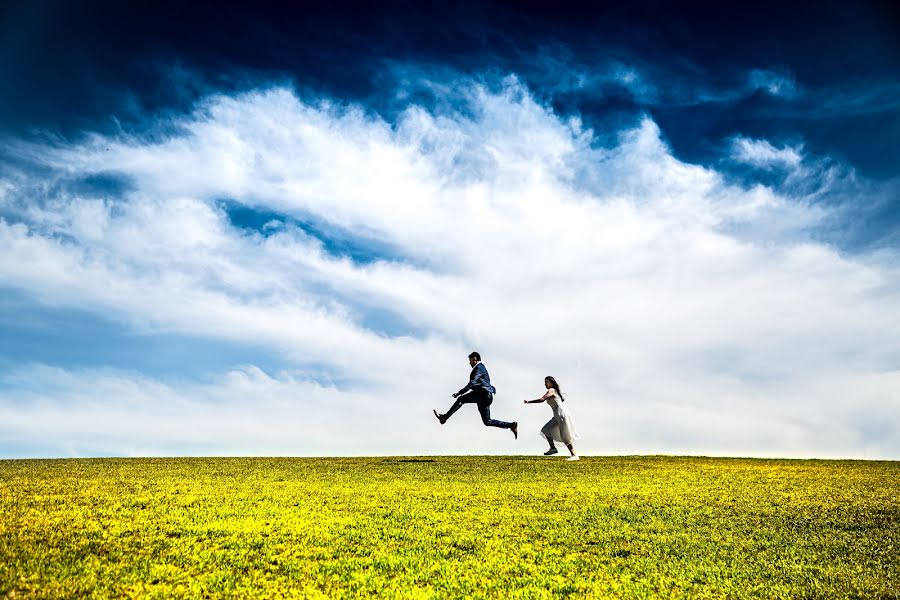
1, 456, 897, 598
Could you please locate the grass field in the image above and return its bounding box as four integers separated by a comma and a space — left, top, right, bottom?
1, 456, 897, 598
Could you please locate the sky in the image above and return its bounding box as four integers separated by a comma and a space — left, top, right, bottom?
1, 1, 899, 459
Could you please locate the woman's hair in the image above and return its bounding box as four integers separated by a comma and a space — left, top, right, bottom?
545, 376, 565, 401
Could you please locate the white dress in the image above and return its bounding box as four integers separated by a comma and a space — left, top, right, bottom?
540, 393, 580, 444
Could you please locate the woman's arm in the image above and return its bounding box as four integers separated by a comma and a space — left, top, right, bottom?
524, 390, 555, 404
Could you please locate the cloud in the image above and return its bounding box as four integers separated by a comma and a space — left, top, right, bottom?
520, 54, 659, 103
1, 76, 899, 458
747, 69, 799, 98
730, 136, 804, 170
0, 364, 407, 457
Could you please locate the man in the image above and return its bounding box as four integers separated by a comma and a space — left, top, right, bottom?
434, 352, 518, 438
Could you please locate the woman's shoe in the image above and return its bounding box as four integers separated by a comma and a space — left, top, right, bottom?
544, 448, 558, 456
566, 455, 580, 461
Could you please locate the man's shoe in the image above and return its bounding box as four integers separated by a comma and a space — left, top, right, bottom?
543, 448, 558, 456
566, 455, 580, 461
511, 422, 518, 439
433, 409, 446, 425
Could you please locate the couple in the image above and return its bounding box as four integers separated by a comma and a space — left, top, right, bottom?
433, 352, 580, 460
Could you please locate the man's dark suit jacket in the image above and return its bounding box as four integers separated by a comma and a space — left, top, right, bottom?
457, 362, 497, 397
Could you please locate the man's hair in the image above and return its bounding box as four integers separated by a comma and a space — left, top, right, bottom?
468, 351, 481, 361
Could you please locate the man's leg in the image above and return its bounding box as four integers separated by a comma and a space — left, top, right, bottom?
476, 401, 512, 428
437, 394, 478, 423
475, 392, 517, 436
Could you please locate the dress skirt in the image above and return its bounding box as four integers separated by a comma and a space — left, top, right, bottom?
540, 401, 580, 444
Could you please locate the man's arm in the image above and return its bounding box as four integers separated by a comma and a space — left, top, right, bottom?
454, 366, 480, 397
455, 383, 474, 397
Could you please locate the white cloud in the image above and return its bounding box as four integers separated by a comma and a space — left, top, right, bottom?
730, 136, 804, 170
1, 78, 899, 458
0, 364, 415, 456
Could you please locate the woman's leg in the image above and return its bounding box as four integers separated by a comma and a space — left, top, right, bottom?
541, 419, 559, 454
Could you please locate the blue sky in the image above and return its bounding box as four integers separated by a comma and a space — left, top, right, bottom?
0, 1, 898, 458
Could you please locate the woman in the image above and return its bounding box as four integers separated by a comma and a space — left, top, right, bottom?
524, 376, 580, 460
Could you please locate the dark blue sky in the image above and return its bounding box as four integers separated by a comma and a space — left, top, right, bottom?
1, 0, 898, 178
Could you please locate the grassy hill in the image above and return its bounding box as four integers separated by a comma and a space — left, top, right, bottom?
1, 456, 897, 598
